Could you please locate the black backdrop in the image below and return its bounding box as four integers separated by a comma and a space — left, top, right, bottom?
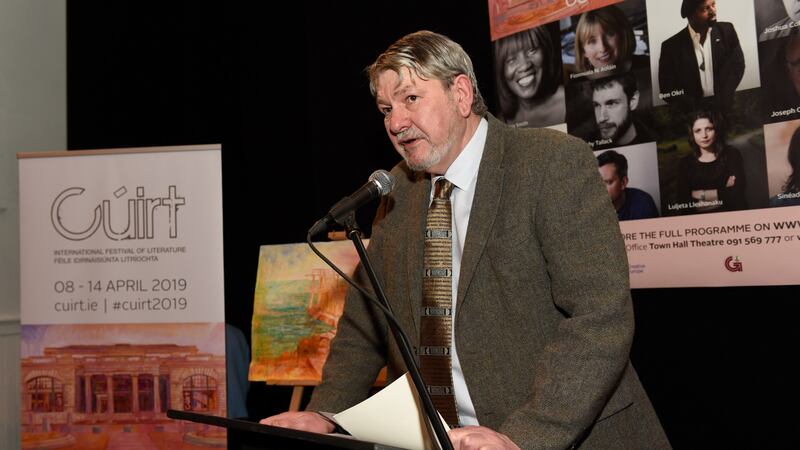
67, 2, 798, 448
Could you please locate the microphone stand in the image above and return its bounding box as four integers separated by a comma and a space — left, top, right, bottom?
342, 214, 454, 450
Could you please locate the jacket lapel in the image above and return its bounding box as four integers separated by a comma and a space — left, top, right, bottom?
406, 174, 430, 338
680, 29, 702, 97
710, 24, 722, 88
456, 116, 505, 316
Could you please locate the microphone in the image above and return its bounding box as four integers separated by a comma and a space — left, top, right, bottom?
309, 169, 395, 236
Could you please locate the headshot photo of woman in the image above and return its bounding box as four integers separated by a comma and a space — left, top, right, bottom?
769, 125, 800, 206
573, 5, 639, 76
676, 110, 748, 214
494, 22, 565, 128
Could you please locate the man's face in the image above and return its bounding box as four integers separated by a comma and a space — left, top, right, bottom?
786, 38, 800, 95
593, 81, 633, 140
690, 0, 717, 28
598, 163, 627, 207
375, 68, 465, 174
783, 0, 800, 21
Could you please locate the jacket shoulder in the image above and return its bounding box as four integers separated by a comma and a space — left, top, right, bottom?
715, 21, 736, 33
661, 28, 688, 49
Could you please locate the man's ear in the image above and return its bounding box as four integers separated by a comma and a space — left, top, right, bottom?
452, 74, 474, 117
621, 175, 630, 190
629, 90, 640, 111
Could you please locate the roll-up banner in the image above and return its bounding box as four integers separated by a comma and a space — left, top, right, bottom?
18, 145, 227, 448
489, 0, 800, 287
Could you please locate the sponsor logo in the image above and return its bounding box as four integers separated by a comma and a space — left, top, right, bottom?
724, 256, 743, 272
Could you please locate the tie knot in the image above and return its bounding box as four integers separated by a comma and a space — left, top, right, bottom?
434, 178, 454, 199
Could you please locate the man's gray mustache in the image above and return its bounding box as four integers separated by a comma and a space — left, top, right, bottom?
396, 129, 423, 141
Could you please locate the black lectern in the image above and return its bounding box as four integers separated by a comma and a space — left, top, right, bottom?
166, 409, 406, 450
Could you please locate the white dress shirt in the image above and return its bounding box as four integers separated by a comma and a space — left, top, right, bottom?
688, 24, 715, 97
429, 117, 488, 426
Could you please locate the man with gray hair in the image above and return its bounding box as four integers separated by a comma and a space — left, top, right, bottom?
263, 30, 669, 449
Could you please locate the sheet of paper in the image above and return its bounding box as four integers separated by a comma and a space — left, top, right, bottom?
333, 372, 449, 450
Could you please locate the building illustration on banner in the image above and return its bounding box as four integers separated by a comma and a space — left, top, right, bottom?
20, 323, 226, 449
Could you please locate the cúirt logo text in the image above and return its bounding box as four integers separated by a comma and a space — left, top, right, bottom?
51, 185, 186, 241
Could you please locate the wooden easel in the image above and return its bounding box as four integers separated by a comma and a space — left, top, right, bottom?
271, 368, 388, 412
265, 380, 317, 412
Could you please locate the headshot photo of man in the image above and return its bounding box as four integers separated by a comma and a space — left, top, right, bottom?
596, 149, 659, 221
783, 32, 800, 96
760, 31, 800, 120
656, 0, 745, 108
758, 0, 800, 41
588, 72, 654, 149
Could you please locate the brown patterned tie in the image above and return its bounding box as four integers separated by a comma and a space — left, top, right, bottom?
420, 177, 459, 427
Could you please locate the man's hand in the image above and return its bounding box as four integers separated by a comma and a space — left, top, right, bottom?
259, 411, 335, 434
448, 426, 521, 450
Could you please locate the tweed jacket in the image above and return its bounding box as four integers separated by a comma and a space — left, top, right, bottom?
658, 21, 745, 107
307, 114, 670, 449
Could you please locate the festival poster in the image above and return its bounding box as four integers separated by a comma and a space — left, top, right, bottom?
489, 0, 800, 288
18, 145, 227, 449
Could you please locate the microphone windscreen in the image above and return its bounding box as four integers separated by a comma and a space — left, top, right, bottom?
369, 170, 395, 196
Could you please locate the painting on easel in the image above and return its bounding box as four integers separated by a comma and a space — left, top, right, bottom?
249, 241, 364, 384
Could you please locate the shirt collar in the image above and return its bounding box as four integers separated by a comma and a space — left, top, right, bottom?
436, 118, 488, 192
687, 23, 708, 45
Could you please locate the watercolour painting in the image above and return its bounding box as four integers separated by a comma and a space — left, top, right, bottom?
249, 241, 364, 384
